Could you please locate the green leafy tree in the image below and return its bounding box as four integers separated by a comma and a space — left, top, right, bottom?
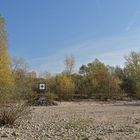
79, 59, 125, 100
124, 51, 140, 98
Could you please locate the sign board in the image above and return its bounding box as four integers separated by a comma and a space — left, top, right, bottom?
38, 83, 46, 92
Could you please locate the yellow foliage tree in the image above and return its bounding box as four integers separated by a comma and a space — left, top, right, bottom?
0, 16, 14, 102
56, 74, 75, 100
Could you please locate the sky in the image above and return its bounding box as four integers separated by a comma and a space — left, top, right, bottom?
0, 0, 140, 74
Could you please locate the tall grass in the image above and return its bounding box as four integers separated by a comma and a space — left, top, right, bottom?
0, 102, 31, 127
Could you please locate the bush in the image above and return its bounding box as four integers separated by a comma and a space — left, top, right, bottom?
56, 75, 75, 100
45, 92, 58, 101
46, 74, 75, 101
0, 86, 15, 105
0, 102, 31, 127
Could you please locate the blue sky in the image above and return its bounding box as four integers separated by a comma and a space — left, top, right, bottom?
0, 0, 140, 73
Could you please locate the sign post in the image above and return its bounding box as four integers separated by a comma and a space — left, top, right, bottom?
37, 82, 46, 105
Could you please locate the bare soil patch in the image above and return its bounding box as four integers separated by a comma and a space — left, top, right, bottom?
1, 101, 140, 140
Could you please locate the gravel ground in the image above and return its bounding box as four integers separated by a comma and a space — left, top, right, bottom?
1, 101, 140, 140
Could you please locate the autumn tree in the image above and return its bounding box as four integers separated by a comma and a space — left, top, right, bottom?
78, 59, 125, 100
0, 16, 14, 103
11, 56, 29, 73
39, 71, 51, 80
11, 56, 38, 102
47, 74, 75, 100
64, 55, 75, 75
11, 57, 29, 81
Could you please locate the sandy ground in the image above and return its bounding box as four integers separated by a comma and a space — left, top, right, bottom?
1, 101, 140, 140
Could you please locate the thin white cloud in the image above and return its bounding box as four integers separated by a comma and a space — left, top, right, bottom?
29, 33, 140, 74
125, 10, 140, 31
126, 20, 135, 31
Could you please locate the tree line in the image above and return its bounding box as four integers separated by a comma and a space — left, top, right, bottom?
1, 16, 140, 104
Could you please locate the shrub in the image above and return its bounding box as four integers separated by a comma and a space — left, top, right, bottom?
0, 102, 31, 127
0, 86, 15, 105
61, 117, 93, 139
47, 74, 75, 101
45, 92, 58, 101
56, 74, 75, 100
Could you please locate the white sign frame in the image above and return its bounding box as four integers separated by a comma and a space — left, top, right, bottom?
39, 83, 46, 91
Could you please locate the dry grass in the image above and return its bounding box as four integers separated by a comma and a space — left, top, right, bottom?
0, 102, 31, 127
